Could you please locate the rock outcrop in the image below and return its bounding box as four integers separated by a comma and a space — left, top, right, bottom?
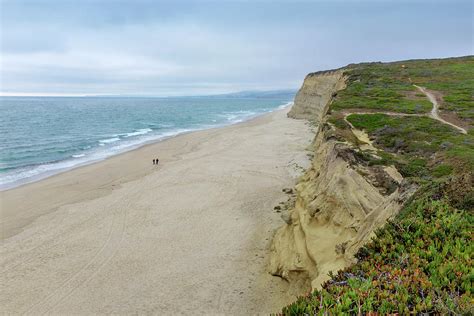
269, 70, 415, 294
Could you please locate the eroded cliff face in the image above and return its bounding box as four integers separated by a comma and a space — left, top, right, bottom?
269, 71, 415, 295
287, 70, 346, 121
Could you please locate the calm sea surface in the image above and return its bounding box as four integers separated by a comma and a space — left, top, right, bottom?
0, 95, 292, 189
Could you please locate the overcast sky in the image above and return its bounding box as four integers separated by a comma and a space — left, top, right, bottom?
1, 0, 473, 96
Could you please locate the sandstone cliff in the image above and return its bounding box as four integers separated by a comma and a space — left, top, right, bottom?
269, 71, 415, 294
287, 70, 346, 121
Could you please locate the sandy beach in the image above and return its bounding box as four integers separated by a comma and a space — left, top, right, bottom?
0, 107, 313, 314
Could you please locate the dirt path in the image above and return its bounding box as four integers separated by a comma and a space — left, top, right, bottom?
413, 85, 467, 134
342, 84, 468, 136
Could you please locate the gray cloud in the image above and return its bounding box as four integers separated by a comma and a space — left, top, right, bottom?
1, 0, 472, 96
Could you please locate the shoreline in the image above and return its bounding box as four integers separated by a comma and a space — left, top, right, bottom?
1, 107, 292, 239
1, 106, 313, 314
0, 102, 292, 192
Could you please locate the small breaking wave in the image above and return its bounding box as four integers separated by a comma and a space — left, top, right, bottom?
119, 128, 153, 138
278, 101, 294, 109
99, 137, 120, 145
219, 110, 261, 124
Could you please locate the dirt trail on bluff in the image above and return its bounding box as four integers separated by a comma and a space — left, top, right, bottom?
338, 85, 467, 136
414, 85, 468, 134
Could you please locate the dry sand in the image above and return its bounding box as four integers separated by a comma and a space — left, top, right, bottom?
0, 107, 313, 314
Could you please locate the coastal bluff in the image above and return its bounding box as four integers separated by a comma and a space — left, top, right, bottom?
287, 70, 346, 121
269, 69, 415, 293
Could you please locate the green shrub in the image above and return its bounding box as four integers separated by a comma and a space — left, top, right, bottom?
396, 158, 427, 177
328, 116, 349, 130
432, 164, 454, 177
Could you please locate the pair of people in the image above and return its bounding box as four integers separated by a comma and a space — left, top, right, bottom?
153, 158, 159, 165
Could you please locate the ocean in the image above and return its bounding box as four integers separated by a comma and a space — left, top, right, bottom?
0, 95, 293, 190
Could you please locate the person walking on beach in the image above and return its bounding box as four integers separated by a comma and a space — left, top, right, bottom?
153, 159, 156, 165
156, 158, 159, 165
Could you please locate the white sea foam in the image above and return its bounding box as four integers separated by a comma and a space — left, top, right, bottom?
72, 154, 86, 158
158, 123, 174, 128
122, 128, 153, 138
0, 158, 94, 190
99, 137, 120, 145
219, 110, 260, 124
278, 101, 294, 109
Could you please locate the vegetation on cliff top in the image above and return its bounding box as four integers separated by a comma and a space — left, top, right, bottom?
347, 113, 473, 178
331, 56, 474, 123
282, 56, 473, 314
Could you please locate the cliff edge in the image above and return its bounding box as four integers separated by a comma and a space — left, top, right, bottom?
287, 70, 346, 121
275, 57, 473, 314
269, 70, 414, 294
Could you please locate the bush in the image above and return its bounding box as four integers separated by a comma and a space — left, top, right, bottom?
432, 164, 453, 177
397, 158, 427, 178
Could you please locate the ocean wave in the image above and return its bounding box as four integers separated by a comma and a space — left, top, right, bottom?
219, 110, 260, 123
158, 123, 175, 128
0, 157, 93, 189
278, 101, 294, 109
72, 154, 86, 158
99, 137, 120, 145
114, 128, 153, 138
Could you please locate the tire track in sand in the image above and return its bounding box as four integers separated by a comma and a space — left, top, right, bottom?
22, 199, 129, 315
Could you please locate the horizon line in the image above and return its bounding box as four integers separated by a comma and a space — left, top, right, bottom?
0, 89, 298, 98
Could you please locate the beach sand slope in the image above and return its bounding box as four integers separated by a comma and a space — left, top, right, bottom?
0, 107, 312, 314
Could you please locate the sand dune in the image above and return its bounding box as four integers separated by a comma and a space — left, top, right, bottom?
0, 107, 313, 314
